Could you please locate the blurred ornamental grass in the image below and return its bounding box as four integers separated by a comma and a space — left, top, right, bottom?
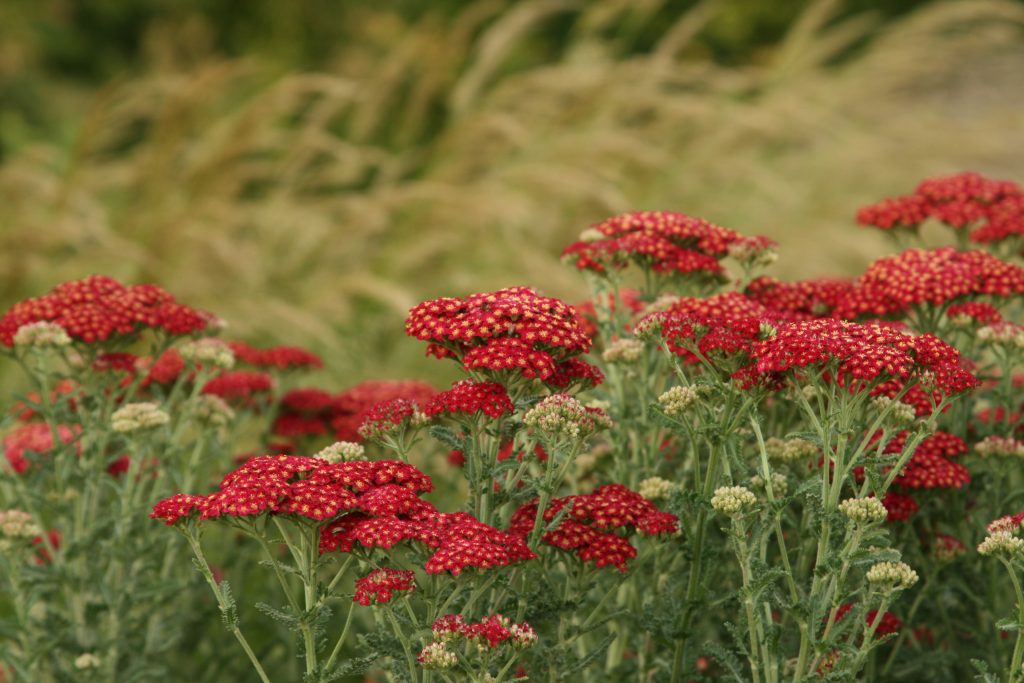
0, 0, 1023, 390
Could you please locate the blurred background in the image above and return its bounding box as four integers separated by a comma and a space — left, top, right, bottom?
1, 0, 1023, 388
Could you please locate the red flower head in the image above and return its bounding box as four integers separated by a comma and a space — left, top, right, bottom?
743, 318, 978, 399
405, 287, 595, 386
319, 501, 535, 576
970, 194, 1024, 245
428, 614, 537, 649
560, 211, 763, 282
744, 276, 855, 321
835, 603, 903, 638
856, 431, 970, 490
353, 568, 416, 606
857, 172, 1022, 234
648, 292, 777, 369
357, 398, 426, 442
3, 422, 79, 474
0, 275, 210, 347
508, 484, 678, 572
330, 380, 437, 442
835, 248, 1024, 321
946, 302, 1003, 327
881, 491, 918, 523
202, 371, 275, 407
151, 456, 433, 525
227, 341, 323, 371
142, 349, 187, 386
424, 380, 514, 420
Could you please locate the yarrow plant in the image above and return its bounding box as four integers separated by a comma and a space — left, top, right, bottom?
2, 170, 1022, 683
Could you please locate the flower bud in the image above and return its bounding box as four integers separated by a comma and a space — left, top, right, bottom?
711, 486, 757, 516
839, 497, 888, 525
866, 561, 918, 591
111, 402, 170, 433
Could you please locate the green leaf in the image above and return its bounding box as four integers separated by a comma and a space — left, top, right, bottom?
996, 618, 1020, 632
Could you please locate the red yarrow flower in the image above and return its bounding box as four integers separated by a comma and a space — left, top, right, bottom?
3, 423, 79, 474
151, 456, 433, 525
405, 287, 594, 385
649, 292, 777, 368
353, 567, 416, 606
834, 248, 1024, 321
835, 603, 902, 638
856, 431, 970, 490
202, 371, 275, 406
424, 380, 514, 420
0, 275, 210, 346
560, 211, 761, 279
319, 503, 536, 576
741, 318, 978, 398
857, 172, 1022, 234
331, 380, 437, 442
881, 491, 918, 523
508, 484, 678, 572
744, 276, 855, 321
227, 341, 323, 371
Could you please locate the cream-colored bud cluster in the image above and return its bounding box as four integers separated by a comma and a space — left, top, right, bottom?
193, 395, 235, 427
838, 497, 888, 525
975, 436, 1024, 459
418, 642, 456, 670
602, 339, 645, 364
765, 437, 818, 464
977, 323, 1024, 348
978, 532, 1024, 558
750, 472, 788, 498
711, 486, 757, 516
871, 396, 917, 426
658, 385, 700, 418
112, 402, 170, 433
524, 394, 610, 442
866, 561, 918, 590
578, 228, 605, 243
0, 509, 42, 542
180, 338, 235, 369
632, 315, 664, 341
13, 322, 72, 348
74, 653, 102, 670
638, 476, 676, 501
315, 441, 366, 464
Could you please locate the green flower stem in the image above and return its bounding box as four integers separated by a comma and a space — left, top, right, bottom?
323, 598, 358, 674
1001, 558, 1024, 682
733, 525, 764, 683
672, 438, 724, 683
184, 531, 271, 683
880, 576, 929, 677
850, 595, 893, 672
434, 582, 467, 623
817, 528, 864, 647
527, 441, 581, 551
249, 528, 301, 613
460, 572, 501, 617
384, 607, 419, 683
298, 525, 321, 677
